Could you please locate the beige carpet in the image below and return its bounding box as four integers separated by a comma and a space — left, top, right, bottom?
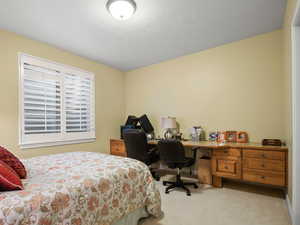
140, 177, 291, 225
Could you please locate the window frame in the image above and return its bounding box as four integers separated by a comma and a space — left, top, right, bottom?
18, 53, 96, 149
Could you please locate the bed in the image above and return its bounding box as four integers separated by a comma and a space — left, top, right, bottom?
0, 152, 162, 225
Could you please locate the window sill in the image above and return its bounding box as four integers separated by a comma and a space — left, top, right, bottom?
20, 138, 96, 149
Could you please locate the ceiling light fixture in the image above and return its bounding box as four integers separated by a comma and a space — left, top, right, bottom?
106, 0, 137, 20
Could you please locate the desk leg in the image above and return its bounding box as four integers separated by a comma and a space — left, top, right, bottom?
212, 176, 222, 188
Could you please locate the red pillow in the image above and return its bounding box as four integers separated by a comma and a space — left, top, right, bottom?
0, 160, 23, 191
0, 146, 26, 179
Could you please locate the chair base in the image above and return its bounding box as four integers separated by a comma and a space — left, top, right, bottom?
163, 174, 198, 196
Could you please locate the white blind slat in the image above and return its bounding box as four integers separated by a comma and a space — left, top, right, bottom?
24, 101, 61, 107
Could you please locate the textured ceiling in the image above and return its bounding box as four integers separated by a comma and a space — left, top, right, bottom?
0, 0, 286, 71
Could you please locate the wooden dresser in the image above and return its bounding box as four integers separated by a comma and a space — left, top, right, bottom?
110, 139, 288, 188
211, 147, 287, 187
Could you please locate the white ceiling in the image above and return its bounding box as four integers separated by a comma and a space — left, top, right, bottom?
0, 0, 286, 71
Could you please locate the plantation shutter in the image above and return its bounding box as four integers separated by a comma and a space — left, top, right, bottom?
19, 54, 95, 148
64, 73, 93, 133
23, 63, 61, 135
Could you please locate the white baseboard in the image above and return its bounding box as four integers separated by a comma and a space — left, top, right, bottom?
286, 194, 294, 225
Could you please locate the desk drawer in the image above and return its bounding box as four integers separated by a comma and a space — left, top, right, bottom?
243, 158, 285, 172
243, 169, 285, 186
212, 157, 241, 179
217, 159, 237, 173
213, 148, 241, 158
243, 150, 285, 161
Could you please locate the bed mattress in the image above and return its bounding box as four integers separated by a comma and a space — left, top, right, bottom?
0, 152, 161, 225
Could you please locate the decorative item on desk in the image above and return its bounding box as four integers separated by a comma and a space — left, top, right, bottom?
190, 126, 204, 141
262, 139, 282, 146
237, 131, 248, 143
208, 132, 218, 142
226, 131, 237, 142
217, 131, 227, 143
161, 117, 177, 139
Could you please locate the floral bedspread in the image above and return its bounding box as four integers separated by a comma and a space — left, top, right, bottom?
0, 152, 161, 225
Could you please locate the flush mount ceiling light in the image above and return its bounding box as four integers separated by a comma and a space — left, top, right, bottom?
106, 0, 137, 20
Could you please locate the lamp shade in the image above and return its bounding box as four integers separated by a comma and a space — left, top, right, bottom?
160, 117, 177, 129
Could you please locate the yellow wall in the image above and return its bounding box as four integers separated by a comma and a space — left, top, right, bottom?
0, 29, 124, 159
283, 0, 298, 204
125, 30, 284, 142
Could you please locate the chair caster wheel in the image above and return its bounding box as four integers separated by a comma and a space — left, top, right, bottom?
165, 191, 169, 194
194, 184, 198, 189
163, 181, 167, 186
187, 193, 191, 196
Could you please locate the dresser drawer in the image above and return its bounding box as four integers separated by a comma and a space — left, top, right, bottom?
110, 140, 127, 157
213, 148, 241, 158
243, 158, 285, 172
243, 169, 285, 186
243, 149, 285, 161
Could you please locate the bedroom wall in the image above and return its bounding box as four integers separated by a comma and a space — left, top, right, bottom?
124, 30, 284, 143
283, 0, 298, 206
0, 29, 125, 159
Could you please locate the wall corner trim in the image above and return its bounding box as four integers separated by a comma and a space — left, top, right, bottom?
286, 194, 294, 225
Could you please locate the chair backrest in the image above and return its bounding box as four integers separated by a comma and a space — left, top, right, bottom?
158, 139, 186, 166
123, 129, 149, 162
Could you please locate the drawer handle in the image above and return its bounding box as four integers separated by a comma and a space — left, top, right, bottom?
225, 166, 228, 169
261, 164, 265, 168
223, 150, 228, 154
261, 176, 265, 179
261, 154, 266, 158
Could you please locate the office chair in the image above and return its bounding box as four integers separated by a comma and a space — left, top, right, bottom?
123, 129, 160, 180
158, 139, 198, 196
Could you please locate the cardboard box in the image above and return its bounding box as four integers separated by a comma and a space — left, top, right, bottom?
197, 157, 212, 185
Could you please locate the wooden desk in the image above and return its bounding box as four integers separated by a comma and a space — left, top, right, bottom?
110, 139, 288, 188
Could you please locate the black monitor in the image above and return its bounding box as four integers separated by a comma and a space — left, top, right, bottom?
139, 114, 154, 134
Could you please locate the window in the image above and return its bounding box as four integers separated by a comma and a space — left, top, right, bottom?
19, 53, 95, 149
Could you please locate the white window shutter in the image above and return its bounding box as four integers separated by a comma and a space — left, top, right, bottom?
19, 54, 96, 149
64, 74, 91, 133
23, 64, 62, 135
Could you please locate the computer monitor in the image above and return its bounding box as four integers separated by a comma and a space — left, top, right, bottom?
139, 114, 154, 134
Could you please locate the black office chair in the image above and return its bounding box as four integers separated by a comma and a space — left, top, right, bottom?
123, 129, 160, 180
158, 139, 198, 196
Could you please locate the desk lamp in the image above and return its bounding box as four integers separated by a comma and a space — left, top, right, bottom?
161, 117, 177, 139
